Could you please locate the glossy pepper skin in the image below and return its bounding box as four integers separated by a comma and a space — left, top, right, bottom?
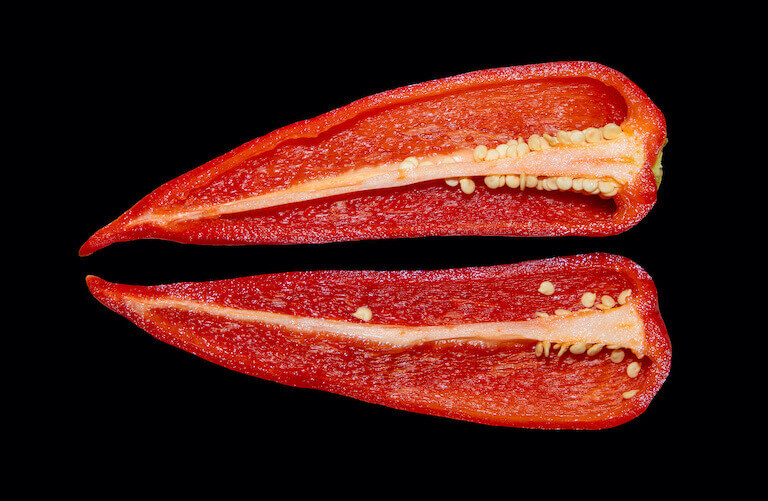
86, 253, 670, 429
80, 62, 667, 256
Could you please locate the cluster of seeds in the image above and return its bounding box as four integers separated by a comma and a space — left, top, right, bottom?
532, 284, 641, 397
442, 123, 625, 197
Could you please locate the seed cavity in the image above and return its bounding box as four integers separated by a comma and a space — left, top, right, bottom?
437, 124, 628, 197
523, 288, 643, 378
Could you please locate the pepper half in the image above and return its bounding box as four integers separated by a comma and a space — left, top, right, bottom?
79, 62, 667, 256
86, 253, 670, 429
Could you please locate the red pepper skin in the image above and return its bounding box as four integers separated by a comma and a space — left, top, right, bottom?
80, 62, 666, 256
86, 253, 670, 429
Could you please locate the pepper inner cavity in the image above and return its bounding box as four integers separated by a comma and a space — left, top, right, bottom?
138, 122, 631, 227
422, 123, 627, 198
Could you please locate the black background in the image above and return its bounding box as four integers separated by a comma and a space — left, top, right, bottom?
42, 7, 731, 483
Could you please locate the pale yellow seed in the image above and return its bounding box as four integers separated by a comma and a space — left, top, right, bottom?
552, 343, 561, 350
570, 130, 586, 144
525, 175, 537, 188
582, 179, 599, 193
441, 156, 455, 164
601, 295, 616, 308
587, 344, 604, 356
528, 135, 542, 151
554, 309, 571, 316
572, 178, 584, 191
352, 306, 373, 322
543, 133, 558, 146
505, 174, 520, 188
498, 175, 505, 186
603, 123, 622, 140
543, 341, 551, 357
581, 292, 597, 308
519, 172, 527, 191
622, 389, 639, 399
601, 187, 619, 198
618, 289, 632, 305
538, 281, 555, 295
610, 349, 625, 363
485, 148, 500, 161
557, 344, 569, 357
517, 142, 530, 156
496, 144, 508, 158
535, 311, 549, 318
473, 145, 488, 162
598, 180, 616, 194
584, 127, 602, 143
445, 178, 459, 187
556, 130, 572, 145
459, 177, 475, 194
535, 342, 543, 357
569, 343, 587, 355
627, 361, 641, 378
535, 179, 544, 190
556, 177, 572, 190
484, 175, 501, 189
543, 177, 558, 191
606, 344, 620, 350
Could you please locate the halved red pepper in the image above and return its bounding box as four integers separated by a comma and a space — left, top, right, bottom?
79, 61, 666, 256
86, 253, 670, 429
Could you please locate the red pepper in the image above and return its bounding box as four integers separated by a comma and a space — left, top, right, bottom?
86, 253, 670, 429
79, 62, 666, 256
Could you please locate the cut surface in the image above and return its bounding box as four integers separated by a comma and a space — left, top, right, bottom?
129, 124, 640, 228
174, 76, 630, 210
86, 253, 671, 429
80, 63, 667, 254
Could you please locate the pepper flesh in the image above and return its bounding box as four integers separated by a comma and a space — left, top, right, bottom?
80, 62, 666, 256
86, 253, 670, 429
